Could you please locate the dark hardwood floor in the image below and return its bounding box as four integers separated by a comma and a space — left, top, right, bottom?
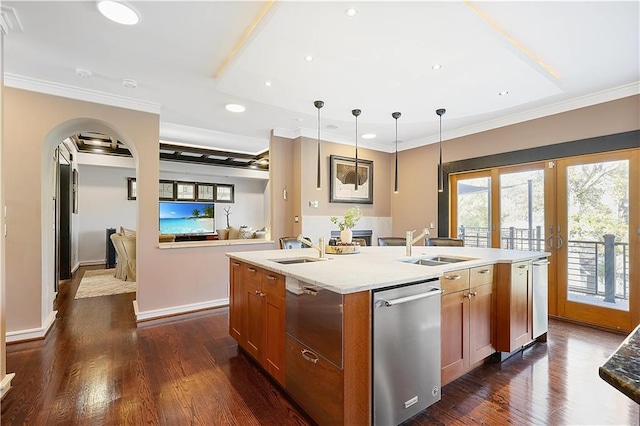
2, 266, 638, 425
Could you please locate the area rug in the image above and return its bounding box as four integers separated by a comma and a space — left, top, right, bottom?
75, 269, 136, 299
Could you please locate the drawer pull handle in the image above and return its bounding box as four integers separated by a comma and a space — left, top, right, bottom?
445, 275, 461, 280
232, 262, 240, 267
302, 287, 318, 296
517, 265, 528, 270
301, 349, 319, 364
247, 268, 256, 272
266, 275, 277, 281
477, 269, 491, 274
465, 291, 478, 300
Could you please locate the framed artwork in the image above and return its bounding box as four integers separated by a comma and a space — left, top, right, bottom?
196, 183, 214, 201
329, 155, 373, 204
159, 180, 175, 200
127, 177, 137, 200
176, 182, 196, 200
215, 184, 234, 203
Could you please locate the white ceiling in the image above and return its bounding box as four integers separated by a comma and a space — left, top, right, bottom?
3, 1, 639, 154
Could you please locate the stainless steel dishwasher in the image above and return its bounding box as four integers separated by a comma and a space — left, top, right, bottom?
373, 280, 441, 426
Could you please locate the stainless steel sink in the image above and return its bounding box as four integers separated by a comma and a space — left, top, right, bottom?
401, 255, 477, 267
271, 257, 322, 264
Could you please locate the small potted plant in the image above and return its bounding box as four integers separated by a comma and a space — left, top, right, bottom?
330, 207, 362, 244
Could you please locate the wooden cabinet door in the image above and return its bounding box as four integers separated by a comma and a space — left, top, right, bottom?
229, 261, 244, 345
441, 290, 469, 386
264, 272, 286, 386
469, 282, 495, 364
286, 335, 344, 426
511, 261, 533, 348
245, 280, 265, 362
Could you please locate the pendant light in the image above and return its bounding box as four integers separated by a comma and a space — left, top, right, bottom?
314, 100, 324, 190
352, 109, 361, 190
392, 112, 401, 193
436, 108, 446, 193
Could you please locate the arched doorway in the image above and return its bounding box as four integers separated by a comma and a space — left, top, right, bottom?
41, 118, 139, 318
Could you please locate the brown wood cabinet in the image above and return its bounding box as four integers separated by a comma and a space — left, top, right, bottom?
496, 260, 533, 353
229, 261, 286, 386
229, 260, 244, 345
441, 265, 495, 386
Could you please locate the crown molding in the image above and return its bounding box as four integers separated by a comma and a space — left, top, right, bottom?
272, 127, 395, 153
400, 83, 640, 152
160, 122, 269, 154
3, 73, 161, 114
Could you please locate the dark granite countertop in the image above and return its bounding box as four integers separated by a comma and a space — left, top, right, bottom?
599, 323, 640, 404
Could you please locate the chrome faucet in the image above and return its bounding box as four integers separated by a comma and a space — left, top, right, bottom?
406, 228, 430, 256
297, 235, 326, 259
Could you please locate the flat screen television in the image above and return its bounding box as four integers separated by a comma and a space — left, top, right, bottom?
159, 201, 215, 235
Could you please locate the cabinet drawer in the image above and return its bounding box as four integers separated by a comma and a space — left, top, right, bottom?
286, 335, 344, 426
243, 263, 262, 287
263, 271, 285, 297
440, 269, 470, 294
470, 265, 494, 287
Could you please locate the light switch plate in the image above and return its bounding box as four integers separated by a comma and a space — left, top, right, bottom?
309, 200, 318, 208
294, 215, 299, 223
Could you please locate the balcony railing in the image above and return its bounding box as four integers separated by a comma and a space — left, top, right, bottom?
458, 226, 630, 302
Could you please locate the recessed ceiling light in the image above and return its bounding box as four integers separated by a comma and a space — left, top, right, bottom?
97, 1, 139, 25
294, 118, 304, 123
431, 64, 442, 70
304, 55, 313, 62
362, 133, 376, 139
225, 103, 245, 113
498, 90, 509, 96
326, 124, 339, 130
345, 8, 359, 17
264, 81, 272, 87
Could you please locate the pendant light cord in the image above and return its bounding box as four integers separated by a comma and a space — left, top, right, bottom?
392, 111, 401, 193
314, 100, 324, 190
352, 109, 361, 190
436, 108, 446, 193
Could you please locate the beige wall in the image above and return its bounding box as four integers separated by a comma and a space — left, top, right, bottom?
391, 95, 640, 236
3, 87, 278, 334
269, 134, 294, 243
299, 136, 392, 218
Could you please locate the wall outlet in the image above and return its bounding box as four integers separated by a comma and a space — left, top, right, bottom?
309, 200, 318, 208
430, 222, 435, 229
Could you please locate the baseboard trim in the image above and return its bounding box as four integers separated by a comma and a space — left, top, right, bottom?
79, 260, 106, 267
0, 373, 16, 400
133, 298, 229, 322
72, 262, 81, 274
6, 310, 57, 343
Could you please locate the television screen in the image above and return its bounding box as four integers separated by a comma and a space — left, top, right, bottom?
159, 201, 215, 235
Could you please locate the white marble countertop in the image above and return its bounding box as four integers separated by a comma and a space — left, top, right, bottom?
227, 246, 549, 294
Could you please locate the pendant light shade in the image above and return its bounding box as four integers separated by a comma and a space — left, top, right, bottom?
352, 109, 361, 190
314, 100, 324, 190
392, 112, 401, 193
436, 108, 446, 193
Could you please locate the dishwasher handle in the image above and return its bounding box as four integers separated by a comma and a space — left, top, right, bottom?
377, 288, 441, 308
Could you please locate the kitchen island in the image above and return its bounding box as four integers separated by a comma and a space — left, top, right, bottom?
227, 245, 548, 425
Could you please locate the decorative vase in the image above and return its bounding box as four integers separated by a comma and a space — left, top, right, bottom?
340, 229, 353, 244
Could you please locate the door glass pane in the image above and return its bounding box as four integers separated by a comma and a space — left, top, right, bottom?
457, 177, 491, 247
500, 170, 545, 251
566, 160, 629, 311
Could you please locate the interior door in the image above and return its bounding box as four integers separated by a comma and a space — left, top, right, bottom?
556, 151, 635, 330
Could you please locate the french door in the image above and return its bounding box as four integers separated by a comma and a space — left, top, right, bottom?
555, 151, 638, 330
451, 150, 639, 331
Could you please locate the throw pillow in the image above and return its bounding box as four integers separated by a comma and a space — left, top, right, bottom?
239, 227, 254, 239
228, 226, 241, 240
254, 230, 267, 239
